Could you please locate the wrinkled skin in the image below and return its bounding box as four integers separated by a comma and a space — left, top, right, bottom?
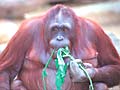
0, 5, 120, 90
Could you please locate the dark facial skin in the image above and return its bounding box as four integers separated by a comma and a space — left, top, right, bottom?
45, 8, 75, 51
49, 23, 73, 61
49, 23, 71, 49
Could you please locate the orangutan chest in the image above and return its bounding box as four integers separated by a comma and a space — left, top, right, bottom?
19, 67, 71, 90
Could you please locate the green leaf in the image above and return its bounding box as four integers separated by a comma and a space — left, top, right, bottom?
55, 47, 69, 90
42, 69, 47, 77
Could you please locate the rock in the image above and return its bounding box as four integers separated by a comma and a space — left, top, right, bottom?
105, 31, 120, 54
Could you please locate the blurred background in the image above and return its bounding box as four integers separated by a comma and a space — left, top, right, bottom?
0, 0, 120, 89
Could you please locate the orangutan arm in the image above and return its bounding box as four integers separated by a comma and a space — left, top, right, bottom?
0, 20, 35, 90
92, 23, 120, 87
70, 19, 120, 87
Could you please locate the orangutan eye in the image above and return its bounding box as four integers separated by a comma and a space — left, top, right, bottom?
52, 27, 58, 32
62, 26, 69, 32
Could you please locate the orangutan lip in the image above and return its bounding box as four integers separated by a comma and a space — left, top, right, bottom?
51, 46, 67, 52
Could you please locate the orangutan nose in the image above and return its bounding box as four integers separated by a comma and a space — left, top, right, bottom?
56, 35, 64, 41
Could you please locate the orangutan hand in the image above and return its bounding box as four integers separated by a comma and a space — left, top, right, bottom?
70, 59, 97, 82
